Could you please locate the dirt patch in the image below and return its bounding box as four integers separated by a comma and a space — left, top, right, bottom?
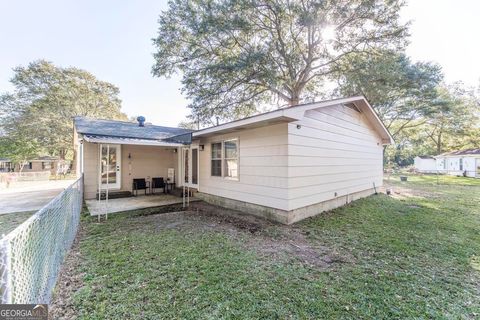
161, 202, 353, 269
49, 223, 86, 319
121, 201, 353, 269
381, 183, 438, 200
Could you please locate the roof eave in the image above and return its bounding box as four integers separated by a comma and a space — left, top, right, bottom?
193, 111, 300, 138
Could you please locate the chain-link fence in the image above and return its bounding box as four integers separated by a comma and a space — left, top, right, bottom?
0, 176, 83, 304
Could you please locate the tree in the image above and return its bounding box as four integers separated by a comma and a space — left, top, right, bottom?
0, 135, 40, 172
423, 83, 480, 154
335, 51, 443, 139
0, 60, 127, 159
153, 0, 409, 125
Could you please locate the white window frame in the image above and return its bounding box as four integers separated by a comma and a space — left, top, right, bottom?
210, 142, 223, 177
223, 138, 239, 180
210, 138, 239, 180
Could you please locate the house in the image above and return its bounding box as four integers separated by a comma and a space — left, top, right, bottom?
413, 156, 437, 173
434, 149, 480, 178
74, 96, 393, 224
0, 158, 13, 172
0, 156, 65, 175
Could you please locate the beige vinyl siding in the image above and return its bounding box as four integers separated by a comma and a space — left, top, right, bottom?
82, 141, 99, 200
287, 104, 384, 210
120, 145, 177, 192
82, 142, 178, 200
196, 123, 289, 210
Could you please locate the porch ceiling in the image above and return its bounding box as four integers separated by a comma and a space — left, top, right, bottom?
83, 134, 184, 147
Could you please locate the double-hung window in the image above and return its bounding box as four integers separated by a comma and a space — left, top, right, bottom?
211, 142, 222, 177
211, 139, 239, 179
224, 139, 238, 179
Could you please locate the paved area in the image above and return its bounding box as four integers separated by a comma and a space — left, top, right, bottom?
0, 180, 76, 214
86, 194, 199, 216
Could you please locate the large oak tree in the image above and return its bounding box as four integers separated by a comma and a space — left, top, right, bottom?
0, 60, 127, 160
153, 0, 409, 125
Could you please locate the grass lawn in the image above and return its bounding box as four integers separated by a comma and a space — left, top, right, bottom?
51, 175, 480, 319
0, 211, 35, 236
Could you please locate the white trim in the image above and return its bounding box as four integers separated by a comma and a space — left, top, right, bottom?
84, 134, 183, 147
99, 144, 121, 190
193, 96, 393, 145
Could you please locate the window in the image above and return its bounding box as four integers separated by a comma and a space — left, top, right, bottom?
224, 139, 238, 179
211, 142, 222, 176
42, 162, 52, 170
211, 139, 239, 179
0, 162, 12, 172
459, 158, 463, 171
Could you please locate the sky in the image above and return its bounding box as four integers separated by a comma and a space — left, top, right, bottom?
0, 0, 479, 127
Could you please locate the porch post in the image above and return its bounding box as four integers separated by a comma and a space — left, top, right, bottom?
97, 144, 102, 222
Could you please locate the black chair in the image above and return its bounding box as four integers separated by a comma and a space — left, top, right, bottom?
151, 177, 166, 194
132, 178, 150, 196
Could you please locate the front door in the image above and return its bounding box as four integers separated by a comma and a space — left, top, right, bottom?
182, 147, 199, 188
100, 144, 121, 189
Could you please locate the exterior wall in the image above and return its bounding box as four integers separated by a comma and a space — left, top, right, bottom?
195, 104, 385, 222
414, 157, 437, 173
13, 161, 55, 173
120, 144, 177, 192
195, 123, 290, 210
464, 157, 478, 177
83, 141, 99, 200
436, 156, 479, 177
81, 141, 178, 200
286, 104, 384, 211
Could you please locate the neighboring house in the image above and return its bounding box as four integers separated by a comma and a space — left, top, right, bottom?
435, 149, 480, 178
74, 96, 393, 224
0, 156, 64, 174
0, 158, 13, 172
414, 156, 437, 173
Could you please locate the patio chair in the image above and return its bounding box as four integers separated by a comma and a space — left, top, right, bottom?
151, 177, 166, 194
132, 178, 150, 196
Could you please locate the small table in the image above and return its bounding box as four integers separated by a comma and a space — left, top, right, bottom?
165, 182, 175, 194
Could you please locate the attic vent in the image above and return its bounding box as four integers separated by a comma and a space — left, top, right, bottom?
344, 103, 361, 113
137, 116, 146, 127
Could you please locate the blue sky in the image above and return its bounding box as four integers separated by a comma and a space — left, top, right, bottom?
0, 0, 479, 127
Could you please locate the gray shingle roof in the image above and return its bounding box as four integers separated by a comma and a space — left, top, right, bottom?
442, 148, 480, 156
74, 117, 192, 141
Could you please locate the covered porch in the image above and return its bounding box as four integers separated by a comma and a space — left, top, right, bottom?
79, 135, 200, 215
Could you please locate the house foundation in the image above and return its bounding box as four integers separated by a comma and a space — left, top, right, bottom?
195, 188, 376, 224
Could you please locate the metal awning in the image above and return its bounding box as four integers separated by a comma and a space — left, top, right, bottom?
83, 135, 184, 147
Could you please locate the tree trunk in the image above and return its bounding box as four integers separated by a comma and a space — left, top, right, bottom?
436, 132, 442, 154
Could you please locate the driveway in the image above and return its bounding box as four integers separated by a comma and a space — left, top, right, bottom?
0, 179, 76, 214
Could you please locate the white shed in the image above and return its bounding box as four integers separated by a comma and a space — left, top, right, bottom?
414, 156, 437, 173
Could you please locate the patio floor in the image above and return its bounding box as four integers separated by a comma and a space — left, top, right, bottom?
86, 193, 198, 216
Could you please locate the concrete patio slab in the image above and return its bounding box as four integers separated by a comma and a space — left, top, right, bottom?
86, 194, 199, 216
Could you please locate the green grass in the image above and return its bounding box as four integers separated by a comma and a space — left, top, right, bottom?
60, 176, 480, 319
0, 211, 35, 236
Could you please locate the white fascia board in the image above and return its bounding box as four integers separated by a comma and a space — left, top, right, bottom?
192, 110, 301, 137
